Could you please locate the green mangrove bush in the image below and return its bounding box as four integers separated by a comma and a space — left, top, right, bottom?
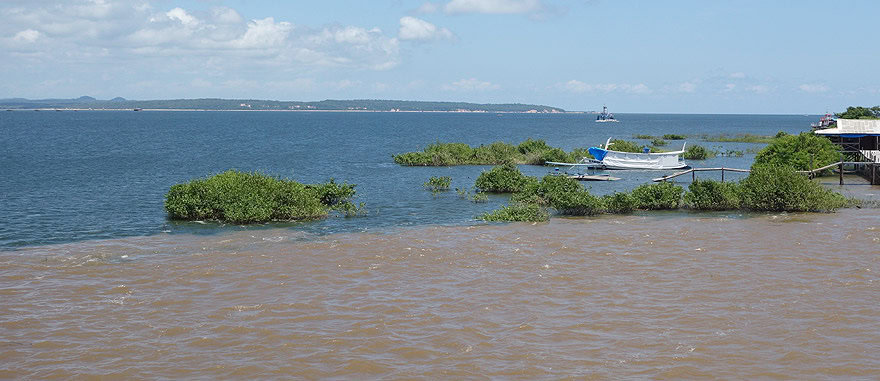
682, 144, 717, 160
475, 163, 537, 193
478, 202, 549, 222
631, 181, 684, 210
164, 170, 360, 223
698, 134, 774, 143
477, 169, 851, 222
601, 191, 636, 214
739, 166, 848, 212
684, 179, 741, 210
663, 134, 687, 140
424, 176, 451, 192
721, 149, 745, 157
517, 138, 552, 155
513, 175, 582, 205
471, 192, 489, 203
510, 175, 602, 215
394, 139, 593, 166
549, 190, 604, 216
536, 148, 571, 165
753, 132, 839, 173
568, 147, 594, 162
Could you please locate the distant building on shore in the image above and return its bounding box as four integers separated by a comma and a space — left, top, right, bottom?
815, 119, 880, 184
815, 119, 880, 153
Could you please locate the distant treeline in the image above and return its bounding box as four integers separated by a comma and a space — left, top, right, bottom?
0, 97, 566, 113
836, 106, 880, 120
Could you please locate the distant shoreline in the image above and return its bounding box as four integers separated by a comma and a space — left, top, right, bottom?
3, 108, 823, 116
7, 108, 586, 114
0, 97, 569, 114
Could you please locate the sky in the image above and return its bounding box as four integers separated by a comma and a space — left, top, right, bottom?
1, 0, 878, 113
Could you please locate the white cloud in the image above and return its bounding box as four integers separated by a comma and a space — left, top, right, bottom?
221, 79, 258, 88
330, 79, 360, 89
231, 17, 291, 49
265, 78, 317, 91
190, 78, 212, 88
212, 7, 243, 24
746, 85, 770, 94
798, 84, 828, 93
678, 81, 696, 93
417, 2, 440, 13
166, 7, 199, 28
13, 29, 41, 43
563, 79, 589, 92
628, 83, 651, 94
302, 26, 400, 70
399, 16, 453, 41
443, 78, 500, 91
443, 0, 544, 14
0, 1, 401, 72
729, 72, 746, 79
558, 80, 651, 94
724, 83, 736, 92
334, 27, 376, 44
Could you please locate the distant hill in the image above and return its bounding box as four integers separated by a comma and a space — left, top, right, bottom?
0, 97, 566, 113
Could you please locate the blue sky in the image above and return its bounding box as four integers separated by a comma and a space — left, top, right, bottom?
2, 0, 878, 113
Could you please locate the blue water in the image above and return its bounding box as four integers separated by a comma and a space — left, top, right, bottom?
0, 111, 816, 249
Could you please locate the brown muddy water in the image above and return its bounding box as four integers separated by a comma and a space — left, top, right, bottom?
2, 209, 879, 379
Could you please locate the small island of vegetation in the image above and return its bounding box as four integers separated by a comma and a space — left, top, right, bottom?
164, 170, 363, 223
478, 166, 849, 222
395, 137, 728, 167
393, 139, 592, 166
475, 133, 851, 222
754, 132, 839, 173
163, 123, 854, 226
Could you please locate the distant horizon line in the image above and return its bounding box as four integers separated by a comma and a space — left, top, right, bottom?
0, 95, 562, 106
0, 96, 826, 115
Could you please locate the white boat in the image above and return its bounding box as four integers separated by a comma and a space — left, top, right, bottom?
546, 138, 688, 170
595, 105, 618, 123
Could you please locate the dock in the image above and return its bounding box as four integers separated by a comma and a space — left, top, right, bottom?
652, 161, 878, 185
859, 150, 880, 185
652, 167, 750, 182
814, 119, 880, 185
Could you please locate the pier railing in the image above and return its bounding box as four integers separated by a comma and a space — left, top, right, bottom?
651, 167, 750, 182
652, 161, 877, 185
861, 150, 880, 164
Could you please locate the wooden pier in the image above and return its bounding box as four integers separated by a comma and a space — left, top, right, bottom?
652, 167, 750, 182
652, 161, 879, 185
813, 119, 880, 185
859, 150, 880, 185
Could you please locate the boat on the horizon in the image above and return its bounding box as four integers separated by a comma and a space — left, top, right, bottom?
547, 138, 688, 170
595, 105, 618, 123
